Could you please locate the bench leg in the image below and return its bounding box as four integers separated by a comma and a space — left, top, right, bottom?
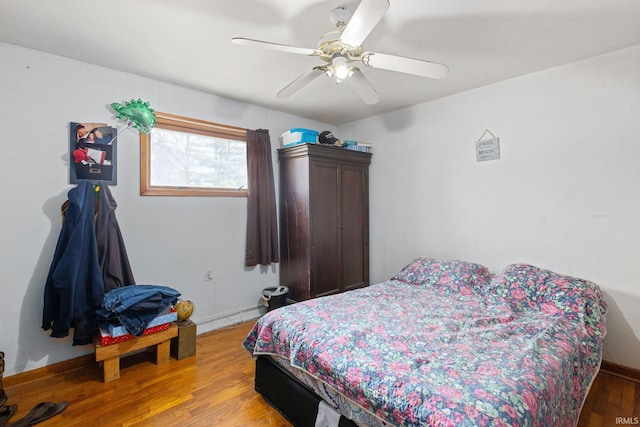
156, 339, 171, 364
103, 357, 120, 383
94, 324, 178, 382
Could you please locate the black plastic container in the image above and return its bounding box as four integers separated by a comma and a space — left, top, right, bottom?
262, 286, 289, 312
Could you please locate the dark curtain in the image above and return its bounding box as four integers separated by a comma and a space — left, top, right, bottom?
245, 129, 279, 267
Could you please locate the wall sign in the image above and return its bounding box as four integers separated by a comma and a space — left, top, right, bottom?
476, 130, 500, 162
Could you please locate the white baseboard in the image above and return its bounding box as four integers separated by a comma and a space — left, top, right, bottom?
193, 305, 263, 335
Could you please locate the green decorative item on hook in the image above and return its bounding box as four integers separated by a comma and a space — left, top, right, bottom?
111, 98, 156, 134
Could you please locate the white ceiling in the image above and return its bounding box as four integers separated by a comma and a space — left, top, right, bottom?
2, 0, 640, 125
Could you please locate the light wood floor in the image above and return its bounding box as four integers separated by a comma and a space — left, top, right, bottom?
4, 321, 639, 426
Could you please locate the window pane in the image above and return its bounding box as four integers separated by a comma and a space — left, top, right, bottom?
149, 128, 247, 190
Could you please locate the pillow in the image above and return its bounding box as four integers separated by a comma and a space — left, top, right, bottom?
487, 263, 550, 310
488, 263, 607, 338
390, 257, 492, 295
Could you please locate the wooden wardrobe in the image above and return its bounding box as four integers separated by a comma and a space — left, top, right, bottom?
278, 143, 372, 301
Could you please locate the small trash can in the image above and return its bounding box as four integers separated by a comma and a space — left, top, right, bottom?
262, 286, 289, 312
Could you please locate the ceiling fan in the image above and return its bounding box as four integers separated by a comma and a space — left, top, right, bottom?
232, 0, 448, 105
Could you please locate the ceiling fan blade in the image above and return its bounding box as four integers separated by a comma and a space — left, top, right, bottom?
277, 67, 325, 99
363, 52, 449, 79
232, 37, 321, 56
348, 68, 379, 105
340, 0, 390, 47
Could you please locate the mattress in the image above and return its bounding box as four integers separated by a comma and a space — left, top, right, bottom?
245, 259, 607, 426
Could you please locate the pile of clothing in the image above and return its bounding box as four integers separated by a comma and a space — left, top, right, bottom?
96, 285, 180, 336
42, 181, 177, 346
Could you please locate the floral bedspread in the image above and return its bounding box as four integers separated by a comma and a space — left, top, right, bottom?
243, 260, 607, 427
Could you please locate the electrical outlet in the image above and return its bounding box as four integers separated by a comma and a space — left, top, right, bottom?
205, 269, 213, 282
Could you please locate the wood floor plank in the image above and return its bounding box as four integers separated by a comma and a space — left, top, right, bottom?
636, 384, 640, 418
587, 412, 604, 427
4, 320, 639, 426
621, 380, 636, 414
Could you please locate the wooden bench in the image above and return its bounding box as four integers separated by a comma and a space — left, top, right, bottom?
94, 323, 178, 382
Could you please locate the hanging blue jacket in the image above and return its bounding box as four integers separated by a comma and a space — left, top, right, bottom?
42, 182, 104, 345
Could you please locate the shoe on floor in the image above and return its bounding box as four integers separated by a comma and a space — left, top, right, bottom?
8, 401, 68, 427
0, 404, 17, 427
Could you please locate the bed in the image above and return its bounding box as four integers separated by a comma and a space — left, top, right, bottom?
243, 258, 607, 426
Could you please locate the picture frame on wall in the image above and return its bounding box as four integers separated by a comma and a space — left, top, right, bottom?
70, 122, 117, 185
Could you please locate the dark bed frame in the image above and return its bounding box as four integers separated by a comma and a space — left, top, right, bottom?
255, 356, 359, 427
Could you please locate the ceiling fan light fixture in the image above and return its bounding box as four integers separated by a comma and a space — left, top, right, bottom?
331, 56, 352, 81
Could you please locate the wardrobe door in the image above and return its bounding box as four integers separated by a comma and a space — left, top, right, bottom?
341, 164, 369, 291
278, 153, 312, 301
310, 160, 341, 297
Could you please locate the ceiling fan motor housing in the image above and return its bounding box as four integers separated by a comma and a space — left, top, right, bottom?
329, 7, 352, 28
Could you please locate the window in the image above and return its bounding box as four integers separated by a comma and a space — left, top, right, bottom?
140, 112, 248, 197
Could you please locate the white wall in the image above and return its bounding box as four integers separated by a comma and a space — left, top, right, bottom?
0, 42, 331, 377
3, 40, 639, 377
339, 44, 640, 370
